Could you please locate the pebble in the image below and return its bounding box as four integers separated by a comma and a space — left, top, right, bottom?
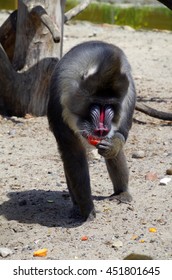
88, 31, 97, 37
124, 253, 153, 260
132, 151, 145, 159
123, 26, 135, 32
166, 168, 172, 175
111, 240, 123, 249
145, 172, 158, 181
0, 247, 13, 258
159, 177, 171, 185
8, 129, 16, 136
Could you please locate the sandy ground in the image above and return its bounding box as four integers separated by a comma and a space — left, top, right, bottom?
0, 20, 172, 260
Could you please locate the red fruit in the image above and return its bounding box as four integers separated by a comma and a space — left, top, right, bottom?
87, 136, 100, 146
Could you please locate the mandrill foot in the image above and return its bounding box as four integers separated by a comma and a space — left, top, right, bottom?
109, 191, 132, 204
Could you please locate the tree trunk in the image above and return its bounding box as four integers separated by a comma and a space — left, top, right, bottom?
0, 0, 65, 116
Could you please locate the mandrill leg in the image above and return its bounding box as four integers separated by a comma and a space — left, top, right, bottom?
58, 131, 96, 221
105, 150, 132, 203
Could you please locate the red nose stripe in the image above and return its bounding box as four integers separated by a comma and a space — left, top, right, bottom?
100, 107, 105, 123
93, 106, 109, 137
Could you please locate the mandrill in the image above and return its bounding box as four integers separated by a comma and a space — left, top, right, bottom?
47, 41, 136, 221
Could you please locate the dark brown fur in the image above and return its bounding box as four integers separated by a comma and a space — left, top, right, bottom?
48, 41, 136, 221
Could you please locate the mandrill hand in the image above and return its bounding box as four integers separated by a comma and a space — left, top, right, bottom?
97, 132, 125, 159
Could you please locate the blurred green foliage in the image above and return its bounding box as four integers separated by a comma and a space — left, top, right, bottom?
1, 0, 171, 31
65, 1, 172, 31
0, 0, 17, 10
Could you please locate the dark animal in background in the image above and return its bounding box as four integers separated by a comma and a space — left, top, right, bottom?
47, 41, 136, 221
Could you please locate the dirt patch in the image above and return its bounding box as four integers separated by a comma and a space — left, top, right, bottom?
0, 21, 172, 260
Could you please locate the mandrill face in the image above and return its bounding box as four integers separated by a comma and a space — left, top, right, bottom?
79, 104, 115, 141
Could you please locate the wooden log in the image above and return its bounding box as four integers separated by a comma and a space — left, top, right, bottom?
0, 10, 17, 62
0, 0, 65, 117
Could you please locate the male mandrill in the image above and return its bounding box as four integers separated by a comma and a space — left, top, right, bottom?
47, 41, 136, 221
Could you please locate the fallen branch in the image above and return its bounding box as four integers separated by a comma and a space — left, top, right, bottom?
135, 102, 172, 121
64, 0, 92, 23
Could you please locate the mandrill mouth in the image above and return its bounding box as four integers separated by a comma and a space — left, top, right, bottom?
87, 135, 101, 146
81, 130, 102, 147
91, 105, 114, 137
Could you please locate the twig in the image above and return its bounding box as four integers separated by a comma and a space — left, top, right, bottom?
135, 102, 172, 121
64, 0, 93, 23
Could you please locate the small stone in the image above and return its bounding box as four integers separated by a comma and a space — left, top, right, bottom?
159, 177, 171, 185
88, 31, 97, 37
8, 129, 16, 136
11, 184, 21, 190
112, 240, 123, 249
123, 26, 135, 32
131, 235, 139, 241
22, 245, 33, 251
0, 247, 13, 258
124, 253, 153, 260
24, 113, 34, 119
166, 168, 172, 175
132, 151, 145, 159
145, 172, 158, 181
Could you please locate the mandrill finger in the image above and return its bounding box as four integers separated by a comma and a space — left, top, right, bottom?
97, 139, 112, 148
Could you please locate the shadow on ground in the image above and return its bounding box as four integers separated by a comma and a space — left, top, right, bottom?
0, 189, 108, 228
